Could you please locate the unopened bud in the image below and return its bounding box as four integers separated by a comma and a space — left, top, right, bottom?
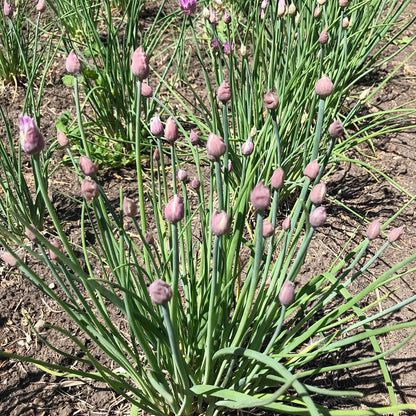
178, 169, 188, 182
366, 219, 381, 240
241, 137, 254, 156
66, 50, 82, 75
49, 238, 63, 262
81, 178, 99, 200
211, 211, 230, 236
131, 46, 149, 81
79, 155, 99, 177
1, 251, 17, 267
150, 114, 164, 137
309, 206, 327, 227
328, 120, 344, 138
314, 5, 321, 19
217, 81, 232, 103
279, 281, 295, 306
288, 2, 296, 15
250, 181, 271, 211
19, 115, 45, 155
148, 280, 172, 305
164, 117, 179, 143
57, 129, 69, 147
223, 10, 231, 24
271, 167, 285, 190
277, 0, 286, 16
359, 88, 371, 102
315, 75, 333, 98
240, 44, 247, 57
123, 197, 137, 217
36, 0, 46, 13
319, 28, 328, 45
264, 91, 279, 110
153, 148, 160, 161
206, 133, 226, 161
141, 82, 153, 98
4, 0, 12, 17
310, 182, 327, 205
388, 227, 403, 243
164, 195, 184, 223
190, 130, 199, 145
25, 224, 38, 241
282, 216, 291, 231
145, 232, 154, 244
263, 220, 275, 238
190, 177, 200, 190
339, 0, 349, 8
304, 159, 320, 180
202, 7, 210, 19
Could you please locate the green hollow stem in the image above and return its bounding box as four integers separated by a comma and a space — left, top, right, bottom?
214, 160, 224, 212
171, 145, 178, 195
73, 76, 90, 158
221, 104, 230, 208
271, 110, 281, 166
311, 98, 326, 162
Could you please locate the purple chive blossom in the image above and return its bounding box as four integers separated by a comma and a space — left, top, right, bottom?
250, 181, 271, 211
282, 216, 291, 231
271, 167, 285, 189
211, 211, 230, 236
178, 169, 188, 182
148, 280, 172, 305
211, 39, 221, 50
19, 115, 45, 155
217, 81, 232, 103
178, 0, 196, 15
81, 178, 99, 201
209, 7, 218, 25
190, 177, 200, 190
223, 41, 234, 55
315, 75, 334, 98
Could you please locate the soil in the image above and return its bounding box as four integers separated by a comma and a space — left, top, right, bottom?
1, 2, 416, 416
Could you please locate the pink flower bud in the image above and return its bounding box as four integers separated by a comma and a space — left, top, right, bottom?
217, 81, 232, 103
3, 0, 12, 17
223, 10, 231, 24
339, 0, 349, 8
388, 227, 403, 243
271, 167, 285, 189
250, 181, 271, 211
164, 116, 179, 143
223, 41, 234, 55
211, 211, 230, 236
153, 148, 160, 161
309, 206, 327, 227
150, 114, 164, 137
66, 50, 82, 75
277, 0, 286, 16
209, 7, 218, 25
79, 155, 99, 177
131, 46, 149, 81
178, 169, 188, 182
49, 238, 63, 262
57, 129, 69, 147
178, 0, 196, 15
123, 197, 137, 217
211, 39, 220, 50
366, 219, 380, 240
328, 120, 344, 138
304, 159, 320, 180
310, 182, 327, 205
148, 280, 172, 305
314, 5, 321, 19
141, 82, 153, 98
315, 75, 333, 98
282, 216, 291, 231
264, 91, 279, 110
241, 137, 254, 156
221, 159, 232, 173
342, 17, 350, 28
190, 177, 200, 190
1, 251, 17, 267
25, 224, 38, 241
263, 220, 275, 238
164, 195, 184, 223
19, 115, 45, 155
319, 28, 328, 45
206, 133, 226, 161
81, 178, 99, 200
145, 232, 154, 245
279, 281, 295, 306
36, 0, 45, 12
190, 130, 199, 145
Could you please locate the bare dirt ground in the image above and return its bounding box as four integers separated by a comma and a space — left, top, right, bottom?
1, 2, 416, 416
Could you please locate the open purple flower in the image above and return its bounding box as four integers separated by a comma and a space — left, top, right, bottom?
178, 0, 196, 15
19, 115, 45, 155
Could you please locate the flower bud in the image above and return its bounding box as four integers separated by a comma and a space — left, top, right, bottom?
304, 159, 320, 180
141, 82, 153, 98
153, 148, 160, 161
211, 39, 220, 50
1, 251, 17, 267
66, 50, 82, 75
206, 133, 226, 161
164, 116, 179, 143
388, 227, 403, 243
131, 46, 149, 80
81, 178, 99, 200
310, 182, 327, 205
123, 197, 137, 217
221, 159, 232, 173
164, 195, 184, 223
309, 206, 327, 227
315, 75, 333, 98
241, 137, 254, 156
263, 220, 275, 238
79, 155, 99, 177
178, 0, 196, 15
25, 224, 38, 242
190, 130, 199, 145
282, 216, 291, 231
4, 0, 12, 17
178, 169, 188, 182
209, 7, 218, 25
217, 81, 232, 103
145, 232, 154, 245
150, 114, 164, 137
190, 177, 200, 190
223, 10, 231, 24
288, 2, 296, 15
279, 281, 295, 306
317, 0, 326, 4
328, 120, 344, 138
49, 238, 63, 262
57, 129, 69, 147
148, 280, 172, 305
36, 0, 45, 13
314, 5, 321, 19
339, 0, 349, 8
261, 0, 269, 9
277, 0, 286, 16
223, 41, 234, 55
211, 211, 230, 236
202, 7, 210, 19
342, 17, 350, 28
271, 167, 285, 190
19, 115, 45, 155
366, 219, 380, 240
250, 181, 271, 211
319, 28, 328, 45
264, 91, 279, 110
240, 44, 247, 57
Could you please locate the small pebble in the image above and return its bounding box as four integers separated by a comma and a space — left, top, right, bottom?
48, 282, 56, 289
